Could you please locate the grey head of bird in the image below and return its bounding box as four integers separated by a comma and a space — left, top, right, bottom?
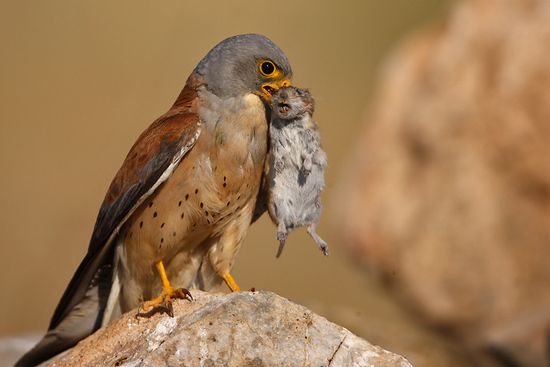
193, 34, 293, 101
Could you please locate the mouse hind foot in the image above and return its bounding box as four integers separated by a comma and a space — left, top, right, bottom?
307, 223, 329, 256
276, 222, 288, 258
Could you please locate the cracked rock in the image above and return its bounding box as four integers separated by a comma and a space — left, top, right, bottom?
45, 290, 411, 367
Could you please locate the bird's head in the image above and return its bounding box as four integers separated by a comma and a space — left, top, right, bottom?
194, 34, 292, 102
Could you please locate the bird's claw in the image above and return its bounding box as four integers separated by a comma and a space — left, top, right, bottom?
136, 287, 192, 318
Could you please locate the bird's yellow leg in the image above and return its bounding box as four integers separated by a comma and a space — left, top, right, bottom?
222, 272, 241, 292
138, 260, 192, 317
157, 260, 173, 291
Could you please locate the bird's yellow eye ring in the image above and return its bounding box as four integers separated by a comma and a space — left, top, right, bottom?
259, 60, 277, 77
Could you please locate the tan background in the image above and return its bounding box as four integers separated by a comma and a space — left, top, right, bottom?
0, 0, 451, 356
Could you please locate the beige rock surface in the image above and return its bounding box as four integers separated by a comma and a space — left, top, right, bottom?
337, 0, 550, 365
46, 290, 411, 367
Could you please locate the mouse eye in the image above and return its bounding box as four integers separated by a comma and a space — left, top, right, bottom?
259, 60, 277, 77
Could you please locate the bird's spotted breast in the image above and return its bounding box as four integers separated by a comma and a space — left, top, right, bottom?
120, 91, 268, 304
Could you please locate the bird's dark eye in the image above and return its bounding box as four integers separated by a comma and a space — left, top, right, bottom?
259, 60, 276, 76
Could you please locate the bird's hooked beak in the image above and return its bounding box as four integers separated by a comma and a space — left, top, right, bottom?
260, 79, 291, 101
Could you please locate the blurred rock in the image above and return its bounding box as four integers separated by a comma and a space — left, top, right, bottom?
46, 290, 411, 367
337, 0, 550, 365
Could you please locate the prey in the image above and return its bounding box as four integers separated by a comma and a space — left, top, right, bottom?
267, 86, 329, 257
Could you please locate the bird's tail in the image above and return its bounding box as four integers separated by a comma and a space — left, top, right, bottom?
15, 245, 119, 367
15, 293, 101, 367
15, 331, 76, 367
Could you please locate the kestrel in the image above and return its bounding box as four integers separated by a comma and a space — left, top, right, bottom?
17, 34, 292, 367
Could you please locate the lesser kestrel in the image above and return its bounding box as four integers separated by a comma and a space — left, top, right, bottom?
17, 34, 292, 367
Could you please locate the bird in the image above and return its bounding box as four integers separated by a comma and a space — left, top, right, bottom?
16, 33, 292, 367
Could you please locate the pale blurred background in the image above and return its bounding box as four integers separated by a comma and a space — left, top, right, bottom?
8, 1, 550, 366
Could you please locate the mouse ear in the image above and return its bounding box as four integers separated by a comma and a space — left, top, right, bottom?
303, 90, 315, 112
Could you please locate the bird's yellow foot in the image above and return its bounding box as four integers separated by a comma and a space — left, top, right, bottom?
138, 286, 192, 317
222, 272, 241, 292
137, 260, 192, 318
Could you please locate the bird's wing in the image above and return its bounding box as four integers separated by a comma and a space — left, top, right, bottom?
16, 76, 202, 367
251, 165, 269, 223
49, 81, 201, 329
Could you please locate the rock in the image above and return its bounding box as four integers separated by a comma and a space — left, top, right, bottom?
336, 0, 550, 365
46, 290, 411, 367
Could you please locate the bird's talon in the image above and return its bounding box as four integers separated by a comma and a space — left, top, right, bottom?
136, 285, 192, 318
174, 287, 194, 301
162, 300, 174, 317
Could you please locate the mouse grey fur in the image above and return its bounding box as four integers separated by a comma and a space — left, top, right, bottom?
267, 86, 328, 257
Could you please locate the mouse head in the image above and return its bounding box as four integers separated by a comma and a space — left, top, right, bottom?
271, 86, 315, 120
